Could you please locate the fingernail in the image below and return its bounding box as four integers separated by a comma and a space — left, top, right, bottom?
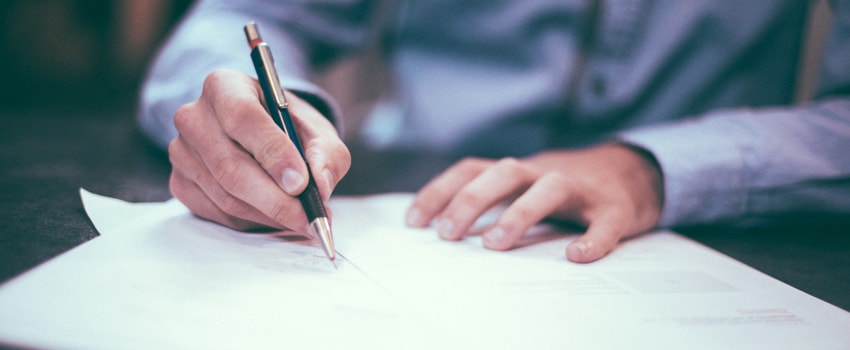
572, 241, 589, 256
437, 219, 455, 239
281, 168, 305, 194
406, 207, 423, 227
483, 227, 506, 248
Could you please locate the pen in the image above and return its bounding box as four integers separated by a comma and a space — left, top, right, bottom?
244, 22, 336, 266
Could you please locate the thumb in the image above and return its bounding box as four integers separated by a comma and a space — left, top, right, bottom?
565, 211, 631, 263
274, 142, 311, 196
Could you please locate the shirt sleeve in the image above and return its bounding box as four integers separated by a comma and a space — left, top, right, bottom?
619, 100, 850, 227
136, 0, 374, 149
617, 0, 850, 227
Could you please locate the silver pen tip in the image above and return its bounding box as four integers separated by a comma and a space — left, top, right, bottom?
309, 217, 336, 262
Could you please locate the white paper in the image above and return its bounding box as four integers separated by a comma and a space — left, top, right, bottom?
0, 190, 848, 349
0, 191, 437, 349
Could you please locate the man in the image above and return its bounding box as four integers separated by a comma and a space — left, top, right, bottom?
139, 0, 850, 262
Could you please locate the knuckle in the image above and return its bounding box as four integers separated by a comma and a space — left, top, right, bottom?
210, 156, 246, 191
254, 139, 287, 166
445, 157, 491, 179
167, 138, 193, 172
542, 171, 572, 188
207, 188, 261, 225
267, 201, 291, 223
332, 141, 352, 171
454, 188, 486, 209
495, 157, 521, 168
493, 157, 526, 178
455, 157, 486, 170
169, 171, 200, 206
168, 172, 186, 200
216, 111, 253, 140
268, 202, 307, 231
167, 137, 179, 154
542, 171, 577, 192
172, 103, 197, 133
167, 139, 181, 164
508, 203, 536, 221
215, 193, 246, 217
202, 69, 232, 93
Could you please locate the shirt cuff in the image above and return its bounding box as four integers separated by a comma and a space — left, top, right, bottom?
616, 111, 752, 227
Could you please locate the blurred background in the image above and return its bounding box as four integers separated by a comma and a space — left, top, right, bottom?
0, 0, 193, 289
0, 1, 832, 130
0, 0, 387, 138
0, 0, 192, 114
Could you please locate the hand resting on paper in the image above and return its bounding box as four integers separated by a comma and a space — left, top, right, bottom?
167, 69, 350, 233
405, 144, 664, 263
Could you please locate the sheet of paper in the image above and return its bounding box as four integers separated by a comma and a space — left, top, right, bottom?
0, 190, 848, 349
330, 195, 850, 349
80, 188, 170, 235
0, 191, 439, 349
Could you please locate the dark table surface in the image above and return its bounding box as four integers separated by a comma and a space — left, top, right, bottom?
1, 108, 849, 314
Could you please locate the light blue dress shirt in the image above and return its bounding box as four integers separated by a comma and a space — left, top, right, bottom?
139, 0, 850, 228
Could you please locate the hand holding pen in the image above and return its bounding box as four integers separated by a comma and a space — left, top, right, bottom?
245, 22, 337, 263
166, 27, 350, 255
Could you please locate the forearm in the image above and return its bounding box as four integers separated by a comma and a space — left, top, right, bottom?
619, 98, 850, 227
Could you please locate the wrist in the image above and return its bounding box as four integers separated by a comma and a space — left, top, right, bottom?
613, 142, 665, 221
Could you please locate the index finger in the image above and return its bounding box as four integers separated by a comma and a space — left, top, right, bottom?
406, 158, 492, 227
203, 70, 311, 196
